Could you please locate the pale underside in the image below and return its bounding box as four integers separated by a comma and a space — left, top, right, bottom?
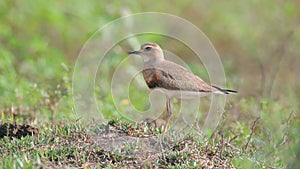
153, 87, 224, 99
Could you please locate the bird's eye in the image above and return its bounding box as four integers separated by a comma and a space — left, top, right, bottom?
145, 46, 152, 51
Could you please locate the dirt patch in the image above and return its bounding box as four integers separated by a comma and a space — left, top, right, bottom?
0, 123, 39, 139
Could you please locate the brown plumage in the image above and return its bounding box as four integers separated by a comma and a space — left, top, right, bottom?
142, 61, 213, 93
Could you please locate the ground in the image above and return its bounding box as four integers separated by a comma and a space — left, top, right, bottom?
0, 119, 240, 168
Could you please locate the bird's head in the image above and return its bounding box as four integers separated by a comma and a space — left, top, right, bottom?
128, 42, 164, 63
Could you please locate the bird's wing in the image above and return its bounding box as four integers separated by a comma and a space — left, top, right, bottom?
152, 61, 214, 92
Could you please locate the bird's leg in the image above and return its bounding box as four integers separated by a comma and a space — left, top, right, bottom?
162, 96, 172, 139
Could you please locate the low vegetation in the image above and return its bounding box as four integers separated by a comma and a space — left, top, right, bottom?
1, 0, 299, 168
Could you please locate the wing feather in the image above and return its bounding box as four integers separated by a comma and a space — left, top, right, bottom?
143, 61, 213, 92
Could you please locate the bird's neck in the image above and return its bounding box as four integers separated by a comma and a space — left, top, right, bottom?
143, 58, 164, 67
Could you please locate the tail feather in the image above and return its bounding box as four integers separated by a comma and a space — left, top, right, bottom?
212, 85, 237, 94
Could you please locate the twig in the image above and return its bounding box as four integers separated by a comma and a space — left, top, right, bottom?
244, 117, 260, 151
219, 134, 224, 159
228, 134, 239, 143
277, 111, 294, 147
286, 110, 294, 125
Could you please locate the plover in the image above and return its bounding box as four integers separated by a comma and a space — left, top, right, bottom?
128, 42, 237, 137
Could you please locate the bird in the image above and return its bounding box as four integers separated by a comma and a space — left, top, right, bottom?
128, 42, 237, 138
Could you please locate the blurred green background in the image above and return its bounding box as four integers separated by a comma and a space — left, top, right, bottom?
0, 0, 299, 168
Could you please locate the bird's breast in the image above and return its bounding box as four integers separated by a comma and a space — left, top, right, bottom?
142, 68, 161, 89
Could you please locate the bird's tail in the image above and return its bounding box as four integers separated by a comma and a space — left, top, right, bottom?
212, 85, 237, 94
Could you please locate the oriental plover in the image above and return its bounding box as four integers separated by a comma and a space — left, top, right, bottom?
128, 42, 237, 137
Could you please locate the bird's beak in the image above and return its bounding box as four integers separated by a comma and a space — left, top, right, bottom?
128, 50, 141, 55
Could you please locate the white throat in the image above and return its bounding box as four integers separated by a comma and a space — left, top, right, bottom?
143, 57, 150, 63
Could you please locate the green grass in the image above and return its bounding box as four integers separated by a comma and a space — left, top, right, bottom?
0, 121, 238, 168
0, 0, 299, 168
